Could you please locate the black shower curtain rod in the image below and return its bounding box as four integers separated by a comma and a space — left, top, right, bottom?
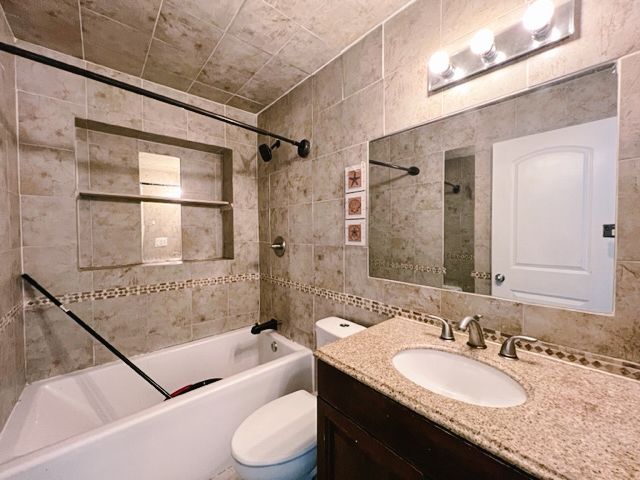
0, 41, 310, 158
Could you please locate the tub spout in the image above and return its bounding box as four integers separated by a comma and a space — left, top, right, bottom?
251, 318, 279, 334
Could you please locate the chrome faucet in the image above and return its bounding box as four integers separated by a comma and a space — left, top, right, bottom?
499, 335, 538, 360
426, 315, 455, 341
458, 314, 486, 349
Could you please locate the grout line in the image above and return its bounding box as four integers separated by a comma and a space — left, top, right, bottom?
140, 0, 165, 78
77, 0, 86, 60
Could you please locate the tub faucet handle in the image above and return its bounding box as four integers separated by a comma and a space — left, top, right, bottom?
499, 335, 538, 360
427, 315, 455, 341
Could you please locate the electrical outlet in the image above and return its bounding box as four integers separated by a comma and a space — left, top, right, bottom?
154, 237, 168, 247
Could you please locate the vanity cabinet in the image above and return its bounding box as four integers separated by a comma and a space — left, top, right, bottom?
317, 361, 535, 480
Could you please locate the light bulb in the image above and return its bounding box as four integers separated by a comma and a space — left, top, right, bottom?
470, 29, 496, 61
523, 0, 555, 39
428, 50, 453, 77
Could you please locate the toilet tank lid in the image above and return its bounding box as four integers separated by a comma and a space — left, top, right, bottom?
231, 390, 317, 467
316, 317, 366, 339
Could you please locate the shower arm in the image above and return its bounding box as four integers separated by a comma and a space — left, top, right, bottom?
370, 159, 420, 175
0, 41, 311, 158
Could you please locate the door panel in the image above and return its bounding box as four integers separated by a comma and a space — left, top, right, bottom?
492, 117, 617, 313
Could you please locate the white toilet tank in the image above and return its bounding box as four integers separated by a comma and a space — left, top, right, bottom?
315, 317, 366, 348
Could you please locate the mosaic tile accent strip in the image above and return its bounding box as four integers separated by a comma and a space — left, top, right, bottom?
471, 271, 492, 280
261, 274, 640, 382
0, 304, 22, 334
371, 259, 446, 274
25, 273, 260, 309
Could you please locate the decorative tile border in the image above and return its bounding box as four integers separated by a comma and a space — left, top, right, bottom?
24, 273, 260, 309
0, 304, 22, 334
471, 271, 491, 280
261, 274, 640, 382
371, 259, 446, 275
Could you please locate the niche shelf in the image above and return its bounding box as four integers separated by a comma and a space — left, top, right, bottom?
77, 190, 232, 208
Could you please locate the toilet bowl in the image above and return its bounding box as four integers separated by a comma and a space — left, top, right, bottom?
231, 317, 365, 479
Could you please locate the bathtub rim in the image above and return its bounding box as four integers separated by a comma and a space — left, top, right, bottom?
0, 328, 312, 470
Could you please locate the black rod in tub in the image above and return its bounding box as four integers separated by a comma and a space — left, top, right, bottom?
0, 41, 310, 156
22, 274, 173, 400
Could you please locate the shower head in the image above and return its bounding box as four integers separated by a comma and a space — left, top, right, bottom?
258, 140, 281, 162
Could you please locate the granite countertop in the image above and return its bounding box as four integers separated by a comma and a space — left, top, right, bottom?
315, 317, 640, 480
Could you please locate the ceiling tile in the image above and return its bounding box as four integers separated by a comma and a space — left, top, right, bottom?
238, 56, 307, 105
277, 28, 337, 74
0, 0, 82, 57
297, 0, 382, 50
81, 8, 150, 76
228, 0, 297, 55
80, 0, 161, 33
154, 0, 223, 59
172, 0, 245, 31
142, 41, 196, 91
226, 95, 265, 114
197, 34, 271, 94
188, 81, 234, 104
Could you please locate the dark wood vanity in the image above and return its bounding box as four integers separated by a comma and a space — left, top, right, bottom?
317, 361, 536, 480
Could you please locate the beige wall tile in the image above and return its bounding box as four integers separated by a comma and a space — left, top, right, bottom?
21, 195, 77, 248
289, 243, 313, 283
441, 290, 523, 334
342, 27, 382, 98
313, 57, 343, 113
527, 0, 640, 86
619, 52, 640, 161
17, 58, 86, 104
315, 80, 383, 156
383, 0, 440, 75
228, 280, 260, 315
384, 63, 443, 134
18, 92, 84, 150
19, 144, 76, 197
25, 302, 94, 382
91, 200, 143, 266
314, 245, 344, 291
288, 202, 313, 244
618, 158, 640, 261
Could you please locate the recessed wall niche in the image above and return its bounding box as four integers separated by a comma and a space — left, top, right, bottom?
75, 119, 234, 269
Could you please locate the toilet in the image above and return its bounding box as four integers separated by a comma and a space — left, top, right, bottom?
230, 317, 366, 480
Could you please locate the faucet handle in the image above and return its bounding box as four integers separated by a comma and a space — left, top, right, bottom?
499, 335, 538, 360
426, 315, 455, 341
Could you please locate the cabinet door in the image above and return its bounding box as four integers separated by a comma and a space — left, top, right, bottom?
318, 398, 423, 480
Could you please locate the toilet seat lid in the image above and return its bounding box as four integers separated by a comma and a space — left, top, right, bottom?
231, 390, 317, 467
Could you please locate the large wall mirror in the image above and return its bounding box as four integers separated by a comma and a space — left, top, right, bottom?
368, 66, 618, 314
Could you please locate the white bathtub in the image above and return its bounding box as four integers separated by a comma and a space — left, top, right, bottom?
0, 328, 313, 479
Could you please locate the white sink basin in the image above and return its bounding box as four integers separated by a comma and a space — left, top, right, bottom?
392, 349, 527, 408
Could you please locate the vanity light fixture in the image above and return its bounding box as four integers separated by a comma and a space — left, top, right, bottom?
523, 0, 555, 40
427, 0, 575, 94
428, 50, 454, 78
470, 28, 497, 62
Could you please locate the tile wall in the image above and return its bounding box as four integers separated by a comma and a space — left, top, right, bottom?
0, 9, 24, 427
14, 39, 260, 383
257, 0, 640, 364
